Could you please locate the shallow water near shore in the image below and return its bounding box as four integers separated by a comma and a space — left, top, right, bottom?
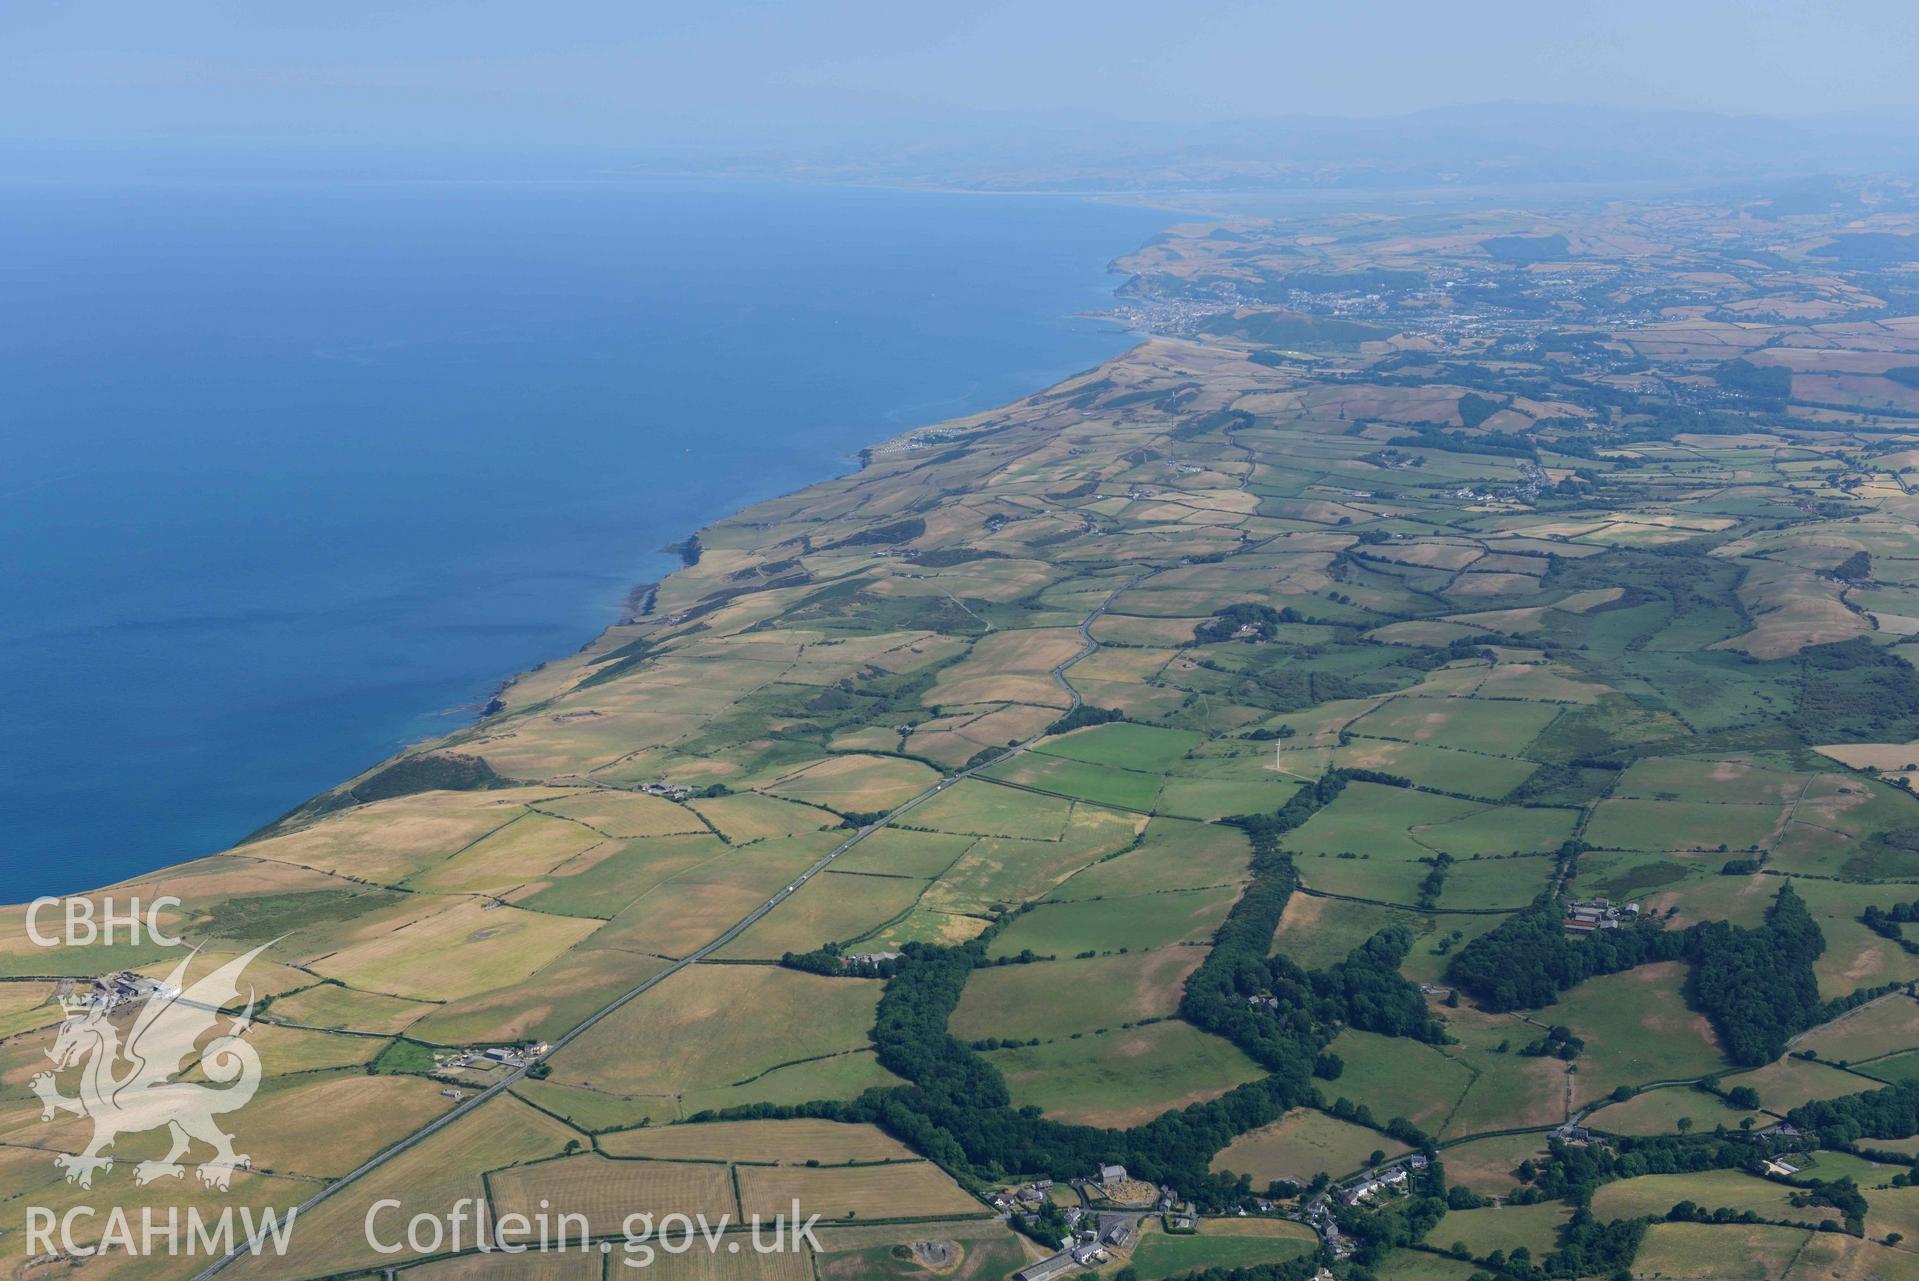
0, 179, 1167, 899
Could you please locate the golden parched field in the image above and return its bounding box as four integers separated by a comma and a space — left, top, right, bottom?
598, 1119, 917, 1165
308, 897, 600, 1001
399, 1247, 605, 1281
223, 1095, 582, 1281
400, 1242, 818, 1281
224, 1071, 458, 1179
489, 1154, 739, 1236
549, 963, 883, 1105
733, 1161, 984, 1222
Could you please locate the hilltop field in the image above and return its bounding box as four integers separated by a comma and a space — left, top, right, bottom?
13, 181, 1919, 1281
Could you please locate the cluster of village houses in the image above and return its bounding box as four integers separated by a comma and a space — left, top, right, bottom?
999, 1150, 1460, 1275
1009, 1220, 1138, 1281
1002, 1164, 1351, 1281
1003, 1166, 1153, 1281
1289, 1153, 1434, 1259
1335, 1153, 1429, 1207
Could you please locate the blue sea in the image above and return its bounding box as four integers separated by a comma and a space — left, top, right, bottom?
0, 179, 1167, 901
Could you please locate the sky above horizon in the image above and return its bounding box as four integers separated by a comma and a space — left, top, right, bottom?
3, 0, 1915, 153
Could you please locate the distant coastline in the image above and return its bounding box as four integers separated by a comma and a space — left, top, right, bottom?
264, 332, 1168, 841
2, 182, 1169, 900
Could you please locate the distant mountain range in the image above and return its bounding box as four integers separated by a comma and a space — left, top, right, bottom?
11, 103, 1919, 196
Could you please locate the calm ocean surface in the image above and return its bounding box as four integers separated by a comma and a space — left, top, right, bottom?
0, 180, 1167, 900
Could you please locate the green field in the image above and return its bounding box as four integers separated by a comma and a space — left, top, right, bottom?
831, 827, 979, 877
1281, 782, 1485, 861
1611, 757, 1808, 805
1435, 1201, 1570, 1261
1725, 1055, 1882, 1113
985, 1021, 1265, 1128
1548, 963, 1731, 1104
683, 1051, 907, 1116
1125, 1221, 1317, 1281
816, 1231, 1031, 1281
1212, 1109, 1410, 1186
516, 833, 735, 918
986, 887, 1236, 957
950, 949, 1199, 1041
1323, 1028, 1475, 1134
979, 752, 1164, 811
1156, 776, 1301, 820
1334, 739, 1539, 799
1348, 698, 1561, 755
1796, 994, 1919, 1064
1590, 1169, 1828, 1226
1049, 818, 1249, 897
1860, 1049, 1919, 1085
1418, 806, 1578, 859
1040, 723, 1204, 772
1428, 1007, 1570, 1138
1370, 1250, 1485, 1281
1584, 1084, 1763, 1136
923, 806, 1141, 911
714, 870, 931, 958
906, 780, 1077, 839
1584, 797, 1786, 852
1432, 855, 1556, 910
